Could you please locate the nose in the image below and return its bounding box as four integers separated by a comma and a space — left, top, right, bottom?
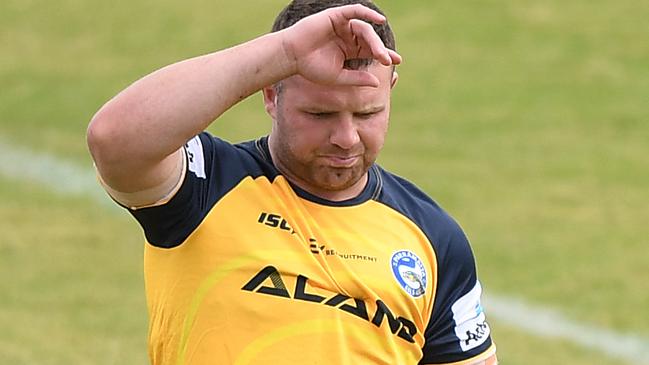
329, 114, 360, 150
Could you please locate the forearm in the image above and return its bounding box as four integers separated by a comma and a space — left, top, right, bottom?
88, 4, 399, 194
476, 354, 498, 365
88, 31, 293, 189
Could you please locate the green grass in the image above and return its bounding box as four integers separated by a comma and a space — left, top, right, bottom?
1, 0, 648, 363
490, 322, 625, 365
0, 178, 147, 364
378, 0, 649, 335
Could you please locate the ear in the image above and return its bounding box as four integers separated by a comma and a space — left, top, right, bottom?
390, 71, 399, 89
263, 85, 279, 120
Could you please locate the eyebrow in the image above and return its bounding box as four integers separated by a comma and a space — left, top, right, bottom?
300, 105, 386, 114
356, 106, 386, 114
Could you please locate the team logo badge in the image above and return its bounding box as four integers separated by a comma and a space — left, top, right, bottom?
391, 250, 427, 298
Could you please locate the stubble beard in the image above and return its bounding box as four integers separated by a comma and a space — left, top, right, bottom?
272, 132, 374, 195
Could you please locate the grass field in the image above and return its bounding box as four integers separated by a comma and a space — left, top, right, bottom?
1, 0, 648, 363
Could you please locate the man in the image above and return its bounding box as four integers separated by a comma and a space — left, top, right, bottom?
87, 0, 497, 364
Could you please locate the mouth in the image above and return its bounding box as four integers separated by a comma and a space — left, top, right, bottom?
320, 155, 361, 168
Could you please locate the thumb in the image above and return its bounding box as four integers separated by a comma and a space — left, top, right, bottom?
334, 69, 380, 88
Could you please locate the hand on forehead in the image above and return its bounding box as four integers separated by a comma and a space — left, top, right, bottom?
276, 3, 401, 88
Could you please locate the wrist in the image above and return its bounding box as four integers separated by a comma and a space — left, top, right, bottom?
274, 29, 299, 79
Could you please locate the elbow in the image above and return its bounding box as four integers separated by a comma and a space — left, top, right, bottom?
86, 104, 125, 167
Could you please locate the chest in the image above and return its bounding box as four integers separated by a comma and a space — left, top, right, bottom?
143, 178, 440, 362
185, 178, 436, 309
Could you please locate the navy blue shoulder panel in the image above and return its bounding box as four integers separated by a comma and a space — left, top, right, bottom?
128, 133, 278, 248
372, 167, 492, 363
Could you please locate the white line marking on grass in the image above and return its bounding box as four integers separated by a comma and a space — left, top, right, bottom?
484, 294, 649, 364
2, 140, 649, 364
0, 139, 112, 207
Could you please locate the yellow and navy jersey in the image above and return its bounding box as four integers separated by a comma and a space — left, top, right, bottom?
127, 132, 495, 365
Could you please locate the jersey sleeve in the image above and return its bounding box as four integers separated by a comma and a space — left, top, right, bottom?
125, 133, 252, 248
371, 169, 496, 364
419, 221, 495, 364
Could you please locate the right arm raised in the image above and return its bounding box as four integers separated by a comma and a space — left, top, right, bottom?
87, 31, 295, 202
86, 4, 401, 206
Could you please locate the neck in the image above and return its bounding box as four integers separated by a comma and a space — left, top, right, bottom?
286, 170, 368, 202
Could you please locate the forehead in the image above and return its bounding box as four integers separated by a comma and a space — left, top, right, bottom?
280, 65, 393, 110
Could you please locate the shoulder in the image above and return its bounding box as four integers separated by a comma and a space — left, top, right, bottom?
128, 133, 279, 248
374, 168, 495, 363
188, 132, 279, 183
373, 166, 466, 248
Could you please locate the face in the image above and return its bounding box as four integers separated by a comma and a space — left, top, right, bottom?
264, 64, 397, 201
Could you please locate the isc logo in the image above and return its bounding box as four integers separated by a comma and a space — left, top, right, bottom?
257, 212, 294, 234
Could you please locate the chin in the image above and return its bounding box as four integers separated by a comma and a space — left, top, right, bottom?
316, 168, 364, 191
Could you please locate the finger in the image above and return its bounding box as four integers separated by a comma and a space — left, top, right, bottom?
327, 4, 385, 45
335, 69, 380, 88
388, 49, 403, 65
336, 4, 386, 25
348, 25, 373, 60
349, 19, 391, 65
347, 24, 402, 66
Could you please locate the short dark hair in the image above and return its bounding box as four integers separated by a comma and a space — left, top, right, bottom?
272, 0, 396, 51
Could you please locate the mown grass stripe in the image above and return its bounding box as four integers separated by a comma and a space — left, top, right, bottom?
2, 140, 648, 364
484, 295, 649, 364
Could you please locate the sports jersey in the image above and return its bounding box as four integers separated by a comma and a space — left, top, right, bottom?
126, 132, 495, 365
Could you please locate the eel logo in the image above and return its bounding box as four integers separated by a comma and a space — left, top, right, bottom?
391, 250, 427, 298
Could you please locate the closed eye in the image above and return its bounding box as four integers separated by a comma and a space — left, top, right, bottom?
306, 111, 335, 119
355, 112, 377, 119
